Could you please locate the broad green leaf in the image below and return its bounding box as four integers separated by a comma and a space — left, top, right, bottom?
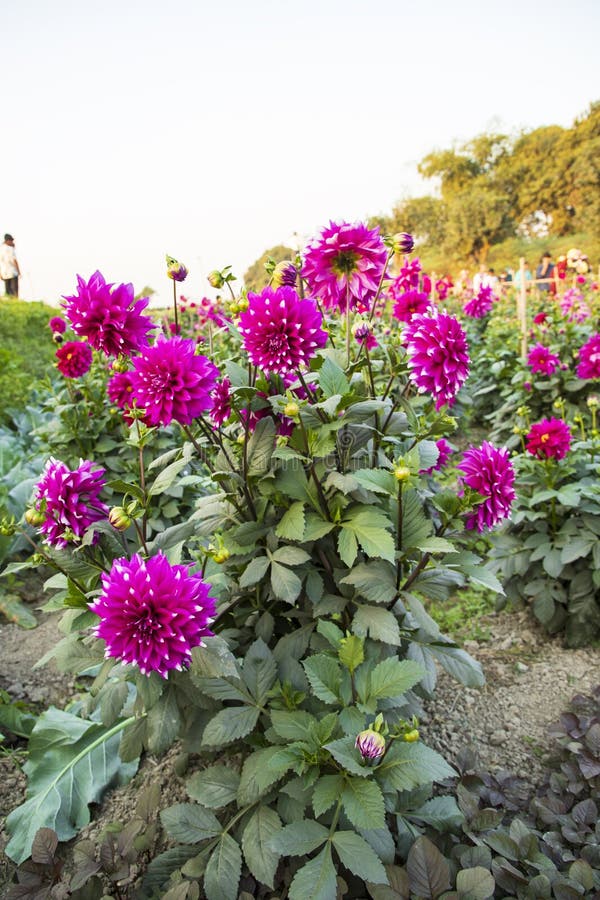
186, 765, 240, 809
272, 546, 311, 565
148, 443, 193, 496
456, 867, 496, 899
304, 513, 336, 541
242, 638, 277, 704
271, 562, 303, 602
462, 563, 505, 595
189, 636, 240, 680
239, 555, 270, 588
241, 805, 282, 889
324, 736, 372, 777
342, 777, 385, 829
271, 710, 318, 743
246, 418, 276, 477
332, 830, 388, 884
317, 619, 344, 648
288, 844, 337, 900
303, 655, 342, 705
276, 502, 306, 541
376, 742, 455, 792
0, 704, 36, 738
141, 846, 199, 895
0, 593, 37, 628
417, 537, 455, 553
338, 634, 365, 673
269, 819, 329, 856
160, 803, 221, 843
5, 708, 138, 863
146, 686, 182, 754
340, 561, 397, 605
368, 657, 425, 701
338, 526, 359, 567
99, 681, 129, 727
312, 774, 345, 816
353, 469, 396, 496
342, 507, 396, 563
401, 489, 432, 548
352, 605, 401, 645
560, 537, 595, 564
429, 643, 485, 688
409, 796, 464, 832
201, 706, 260, 747
203, 833, 242, 900
237, 746, 285, 804
319, 357, 350, 399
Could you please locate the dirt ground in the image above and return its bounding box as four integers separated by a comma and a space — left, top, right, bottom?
1, 597, 600, 895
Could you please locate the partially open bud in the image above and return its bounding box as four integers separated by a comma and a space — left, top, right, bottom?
108, 507, 132, 532
24, 508, 45, 528
587, 395, 599, 409
52, 332, 64, 344
166, 255, 188, 282
272, 260, 298, 288
208, 270, 225, 289
283, 401, 300, 419
355, 728, 386, 762
392, 232, 414, 255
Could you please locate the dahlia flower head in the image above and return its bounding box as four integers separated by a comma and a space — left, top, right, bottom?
527, 343, 561, 376
560, 288, 591, 323
210, 377, 232, 427
56, 340, 93, 378
388, 258, 422, 298
353, 321, 378, 351
463, 285, 495, 319
131, 336, 218, 426
403, 312, 470, 410
166, 254, 188, 282
421, 438, 453, 474
63, 270, 155, 357
392, 289, 431, 323
302, 220, 388, 311
49, 316, 67, 334
576, 334, 600, 380
458, 442, 515, 532
238, 285, 328, 375
89, 553, 216, 678
526, 418, 572, 460
33, 458, 109, 548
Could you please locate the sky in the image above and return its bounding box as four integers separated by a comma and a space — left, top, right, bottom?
3, 0, 599, 308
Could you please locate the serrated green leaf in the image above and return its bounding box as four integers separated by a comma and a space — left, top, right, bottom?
324, 736, 372, 777
353, 469, 396, 496
317, 618, 344, 648
271, 709, 318, 743
160, 803, 221, 843
186, 765, 240, 809
242, 638, 277, 704
312, 774, 345, 817
417, 537, 455, 553
246, 417, 276, 477
239, 555, 270, 589
338, 634, 364, 673
409, 796, 464, 832
340, 561, 397, 604
241, 805, 282, 889
332, 830, 388, 884
272, 546, 311, 565
148, 444, 193, 496
276, 502, 306, 540
0, 593, 38, 628
201, 706, 260, 747
288, 844, 337, 900
269, 819, 329, 856
237, 746, 285, 804
338, 526, 359, 567
319, 357, 350, 399
270, 562, 303, 602
428, 643, 485, 688
342, 777, 385, 829
204, 833, 242, 900
376, 742, 455, 792
462, 564, 505, 594
146, 686, 182, 754
303, 655, 342, 705
352, 605, 401, 645
368, 657, 424, 701
341, 507, 396, 563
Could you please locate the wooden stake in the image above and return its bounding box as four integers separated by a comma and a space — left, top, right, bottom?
517, 257, 528, 359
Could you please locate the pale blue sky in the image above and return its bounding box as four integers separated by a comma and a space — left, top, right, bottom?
3, 0, 599, 306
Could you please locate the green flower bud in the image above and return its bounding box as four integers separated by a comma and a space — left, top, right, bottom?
24, 508, 45, 528
208, 270, 225, 289
283, 401, 300, 418
108, 507, 132, 532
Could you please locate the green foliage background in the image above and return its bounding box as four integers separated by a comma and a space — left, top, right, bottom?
0, 300, 56, 426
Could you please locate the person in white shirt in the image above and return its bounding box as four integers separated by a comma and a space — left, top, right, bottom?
0, 234, 21, 296
472, 264, 493, 293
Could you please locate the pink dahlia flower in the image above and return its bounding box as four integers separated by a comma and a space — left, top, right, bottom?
533, 312, 548, 325
49, 316, 67, 334
166, 255, 188, 282
421, 438, 453, 474
458, 442, 515, 532
107, 370, 135, 409
131, 336, 218, 426
238, 286, 327, 374
392, 290, 431, 323
403, 312, 470, 410
576, 334, 600, 380
561, 289, 591, 323
56, 340, 93, 378
210, 377, 232, 426
33, 458, 109, 548
302, 221, 387, 311
463, 285, 495, 319
63, 270, 155, 357
389, 258, 422, 297
89, 553, 216, 678
527, 343, 561, 376
526, 418, 571, 460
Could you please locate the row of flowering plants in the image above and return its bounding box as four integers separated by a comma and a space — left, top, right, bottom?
2, 225, 517, 898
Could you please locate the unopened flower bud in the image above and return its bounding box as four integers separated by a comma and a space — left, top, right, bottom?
213, 549, 230, 564
52, 331, 64, 344
24, 508, 45, 528
283, 401, 300, 418
166, 255, 188, 282
272, 260, 297, 288
0, 515, 17, 536
392, 232, 414, 255
112, 356, 130, 373
237, 297, 249, 312
355, 728, 386, 761
403, 729, 420, 743
108, 507, 132, 532
587, 395, 599, 409
208, 270, 225, 289
394, 463, 411, 482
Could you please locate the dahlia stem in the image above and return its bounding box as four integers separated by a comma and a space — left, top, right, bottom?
395, 482, 404, 589
368, 249, 394, 323
345, 284, 351, 369
172, 280, 179, 335
19, 530, 88, 595
364, 343, 376, 398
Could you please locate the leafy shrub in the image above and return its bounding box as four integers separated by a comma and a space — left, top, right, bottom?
0, 299, 57, 426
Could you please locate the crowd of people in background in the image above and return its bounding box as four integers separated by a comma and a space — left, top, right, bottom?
454, 248, 593, 301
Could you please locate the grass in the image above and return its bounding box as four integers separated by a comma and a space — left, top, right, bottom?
0, 298, 56, 426
425, 585, 497, 643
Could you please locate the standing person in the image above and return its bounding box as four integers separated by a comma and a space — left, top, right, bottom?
0, 234, 21, 296
514, 262, 532, 290
536, 252, 555, 295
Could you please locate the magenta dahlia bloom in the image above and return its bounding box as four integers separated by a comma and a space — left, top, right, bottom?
576, 334, 600, 380
389, 258, 422, 298
56, 340, 93, 378
392, 290, 431, 323
107, 370, 135, 409
131, 336, 218, 426
238, 285, 327, 374
526, 418, 572, 460
527, 343, 561, 376
49, 316, 67, 334
561, 288, 591, 323
353, 321, 378, 351
463, 285, 495, 318
210, 377, 232, 426
33, 458, 109, 548
403, 312, 470, 410
302, 221, 387, 311
63, 270, 155, 357
458, 442, 515, 531
166, 255, 188, 282
89, 553, 216, 678
421, 438, 453, 474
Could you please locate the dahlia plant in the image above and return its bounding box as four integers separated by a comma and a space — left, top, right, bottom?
4, 228, 516, 897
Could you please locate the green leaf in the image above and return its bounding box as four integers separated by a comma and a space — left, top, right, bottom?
276, 502, 306, 541
246, 417, 276, 477
342, 507, 396, 563
288, 844, 337, 900
368, 657, 424, 701
160, 803, 221, 843
269, 819, 329, 856
338, 526, 359, 567
242, 638, 277, 704
5, 708, 138, 863
271, 709, 318, 743
462, 564, 505, 595
401, 489, 432, 548
406, 836, 450, 899
428, 643, 485, 688
186, 765, 240, 809
99, 681, 129, 727
271, 562, 303, 602
340, 561, 397, 605
148, 443, 193, 496
304, 513, 336, 541
189, 636, 240, 680
0, 703, 37, 737
324, 736, 372, 777
141, 846, 199, 895
319, 357, 350, 399
201, 706, 260, 747
0, 593, 37, 628
332, 830, 388, 884
239, 555, 270, 588
237, 746, 285, 804
317, 619, 344, 648
204, 833, 242, 900
303, 655, 342, 705
146, 686, 182, 754
456, 867, 495, 899
342, 777, 385, 829
241, 805, 282, 889
272, 546, 311, 565
409, 796, 464, 832
417, 537, 455, 553
377, 742, 455, 792
353, 469, 396, 496
312, 774, 345, 817
352, 605, 401, 645
560, 537, 595, 564
338, 635, 365, 674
